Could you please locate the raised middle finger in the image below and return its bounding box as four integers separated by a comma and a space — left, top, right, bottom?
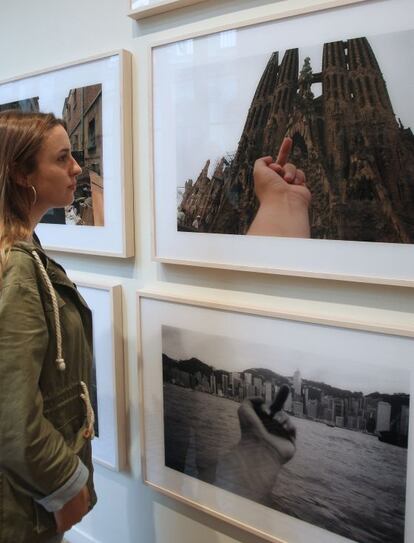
275, 137, 292, 166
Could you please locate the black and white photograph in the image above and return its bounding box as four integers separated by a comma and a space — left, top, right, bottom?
140, 292, 414, 543
161, 324, 409, 543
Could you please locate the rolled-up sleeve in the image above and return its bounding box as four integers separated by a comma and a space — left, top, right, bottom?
36, 457, 89, 512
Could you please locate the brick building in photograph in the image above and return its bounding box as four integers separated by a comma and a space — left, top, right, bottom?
62, 83, 104, 225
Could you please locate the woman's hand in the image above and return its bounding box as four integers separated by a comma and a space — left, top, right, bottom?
54, 485, 90, 533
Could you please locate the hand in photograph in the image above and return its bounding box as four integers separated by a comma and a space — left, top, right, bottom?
247, 137, 311, 238
214, 386, 296, 504
238, 387, 296, 466
242, 389, 296, 461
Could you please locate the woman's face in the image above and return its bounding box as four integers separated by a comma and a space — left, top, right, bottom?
27, 124, 82, 212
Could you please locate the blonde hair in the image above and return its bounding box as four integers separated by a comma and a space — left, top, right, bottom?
0, 110, 64, 276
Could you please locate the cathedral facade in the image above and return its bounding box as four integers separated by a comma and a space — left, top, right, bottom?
179, 36, 414, 243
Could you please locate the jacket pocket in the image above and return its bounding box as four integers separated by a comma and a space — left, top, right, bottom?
43, 385, 87, 450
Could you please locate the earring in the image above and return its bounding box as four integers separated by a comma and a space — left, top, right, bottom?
30, 185, 37, 205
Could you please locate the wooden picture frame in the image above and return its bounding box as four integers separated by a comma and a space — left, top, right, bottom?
69, 272, 127, 471
129, 0, 207, 20
149, 0, 414, 286
137, 283, 414, 543
0, 50, 134, 257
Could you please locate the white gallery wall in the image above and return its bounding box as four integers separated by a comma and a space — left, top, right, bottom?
0, 1, 413, 543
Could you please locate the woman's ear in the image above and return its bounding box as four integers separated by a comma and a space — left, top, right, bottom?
10, 163, 29, 187
15, 173, 29, 187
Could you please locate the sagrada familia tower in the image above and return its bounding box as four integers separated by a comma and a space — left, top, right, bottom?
179, 37, 414, 242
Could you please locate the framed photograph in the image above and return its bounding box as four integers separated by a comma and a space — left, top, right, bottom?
0, 50, 134, 257
151, 0, 414, 285
69, 272, 126, 471
138, 287, 414, 543
129, 0, 207, 20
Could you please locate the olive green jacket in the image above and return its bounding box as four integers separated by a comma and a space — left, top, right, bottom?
0, 241, 97, 542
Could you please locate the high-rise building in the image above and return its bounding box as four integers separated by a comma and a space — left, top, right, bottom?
293, 370, 302, 396
272, 384, 279, 403
245, 383, 255, 398
231, 372, 241, 385
293, 400, 304, 417
376, 401, 392, 433
347, 415, 357, 429
334, 398, 344, 419
400, 405, 409, 436
307, 399, 318, 419
264, 381, 273, 403
284, 390, 293, 413
231, 372, 241, 397
210, 374, 217, 395
222, 374, 229, 397
336, 416, 345, 428
253, 377, 263, 396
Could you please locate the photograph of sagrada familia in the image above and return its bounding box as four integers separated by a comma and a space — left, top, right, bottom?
178, 34, 414, 243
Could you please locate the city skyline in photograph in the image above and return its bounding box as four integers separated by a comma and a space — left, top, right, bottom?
162, 325, 410, 395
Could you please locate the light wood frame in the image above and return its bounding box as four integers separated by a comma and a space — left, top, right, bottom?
0, 50, 134, 257
137, 282, 414, 543
70, 272, 127, 471
129, 0, 207, 20
147, 0, 414, 286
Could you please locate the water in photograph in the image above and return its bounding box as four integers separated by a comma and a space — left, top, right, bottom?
164, 383, 407, 543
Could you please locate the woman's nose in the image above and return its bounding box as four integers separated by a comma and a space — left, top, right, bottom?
72, 158, 82, 175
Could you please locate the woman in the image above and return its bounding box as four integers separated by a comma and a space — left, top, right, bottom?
0, 110, 96, 543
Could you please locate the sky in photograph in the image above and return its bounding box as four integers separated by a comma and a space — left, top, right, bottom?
154, 24, 414, 188
0, 86, 89, 120
162, 325, 410, 396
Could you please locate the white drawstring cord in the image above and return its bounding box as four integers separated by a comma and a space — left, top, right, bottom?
32, 250, 95, 439
80, 381, 95, 439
